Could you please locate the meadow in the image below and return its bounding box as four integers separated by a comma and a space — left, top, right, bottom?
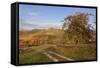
19, 29, 96, 64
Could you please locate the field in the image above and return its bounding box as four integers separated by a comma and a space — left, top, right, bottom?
19, 29, 96, 64
18, 4, 97, 64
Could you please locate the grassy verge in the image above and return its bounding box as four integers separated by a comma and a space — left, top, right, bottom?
55, 44, 96, 61
19, 46, 53, 64
19, 52, 52, 64
19, 43, 96, 64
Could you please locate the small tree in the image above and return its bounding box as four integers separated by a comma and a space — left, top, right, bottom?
62, 12, 93, 43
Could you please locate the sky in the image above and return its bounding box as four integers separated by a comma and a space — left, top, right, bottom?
19, 4, 96, 30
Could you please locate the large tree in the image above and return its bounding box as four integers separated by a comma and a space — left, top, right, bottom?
62, 12, 93, 43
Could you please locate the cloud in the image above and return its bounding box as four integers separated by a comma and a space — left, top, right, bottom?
19, 19, 38, 30
19, 18, 63, 30
28, 12, 39, 16
21, 21, 38, 27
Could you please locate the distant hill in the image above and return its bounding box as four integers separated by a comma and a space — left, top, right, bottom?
19, 28, 64, 47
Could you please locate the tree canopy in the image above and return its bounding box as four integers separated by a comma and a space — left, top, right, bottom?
62, 12, 94, 43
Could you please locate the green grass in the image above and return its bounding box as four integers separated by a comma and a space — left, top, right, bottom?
19, 44, 55, 64
55, 44, 96, 61
19, 43, 96, 64
19, 52, 52, 64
